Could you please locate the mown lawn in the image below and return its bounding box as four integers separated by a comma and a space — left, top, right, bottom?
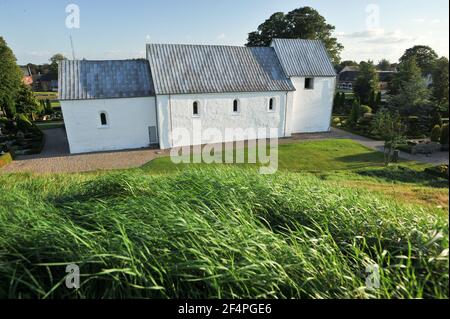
0, 139, 448, 299
143, 139, 390, 173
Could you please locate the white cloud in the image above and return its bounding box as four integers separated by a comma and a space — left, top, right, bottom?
343, 28, 385, 38
217, 33, 226, 40
412, 18, 426, 24
430, 19, 441, 25
337, 28, 419, 62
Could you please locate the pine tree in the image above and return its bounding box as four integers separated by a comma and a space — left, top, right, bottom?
340, 92, 347, 111
369, 91, 376, 109
349, 99, 360, 127
376, 92, 382, 108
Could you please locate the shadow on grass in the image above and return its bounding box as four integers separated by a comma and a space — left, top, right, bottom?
333, 151, 386, 169
357, 166, 449, 188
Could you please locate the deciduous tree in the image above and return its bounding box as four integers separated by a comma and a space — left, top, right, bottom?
432, 57, 449, 106
399, 45, 438, 76
372, 110, 407, 166
0, 37, 22, 117
246, 7, 343, 64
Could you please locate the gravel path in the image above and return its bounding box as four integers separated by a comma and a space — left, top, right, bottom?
1, 127, 448, 174
2, 128, 168, 174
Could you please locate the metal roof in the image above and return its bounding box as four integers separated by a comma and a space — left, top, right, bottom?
146, 43, 295, 95
271, 39, 336, 77
58, 60, 154, 100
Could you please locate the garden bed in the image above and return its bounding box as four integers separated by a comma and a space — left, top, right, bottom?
0, 116, 45, 156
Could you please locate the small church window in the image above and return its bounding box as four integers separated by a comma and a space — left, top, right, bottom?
233, 99, 239, 113
193, 101, 199, 116
305, 78, 314, 89
269, 98, 275, 111
100, 112, 108, 126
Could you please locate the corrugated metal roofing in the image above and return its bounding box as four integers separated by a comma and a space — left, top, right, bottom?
146, 43, 295, 95
271, 39, 336, 77
58, 60, 154, 100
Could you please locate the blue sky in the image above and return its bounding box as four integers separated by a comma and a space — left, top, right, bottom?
0, 0, 448, 65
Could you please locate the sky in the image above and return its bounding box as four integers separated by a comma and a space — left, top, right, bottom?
0, 0, 448, 65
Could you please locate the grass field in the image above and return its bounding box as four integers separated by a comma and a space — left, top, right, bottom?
0, 139, 448, 299
0, 168, 447, 299
33, 92, 61, 108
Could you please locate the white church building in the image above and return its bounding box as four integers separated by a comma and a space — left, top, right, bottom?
58, 39, 336, 154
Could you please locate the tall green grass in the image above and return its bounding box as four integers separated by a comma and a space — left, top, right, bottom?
0, 168, 448, 299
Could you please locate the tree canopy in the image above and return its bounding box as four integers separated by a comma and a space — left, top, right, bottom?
353, 61, 379, 104
246, 7, 343, 64
0, 36, 22, 116
399, 45, 438, 75
48, 53, 67, 80
388, 58, 431, 115
15, 83, 41, 119
431, 57, 449, 107
377, 59, 392, 71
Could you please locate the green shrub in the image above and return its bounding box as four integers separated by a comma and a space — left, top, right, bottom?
15, 114, 34, 132
441, 124, 449, 145
359, 105, 372, 115
332, 117, 341, 126
430, 125, 442, 142
14, 114, 43, 136
0, 152, 12, 168
424, 165, 449, 180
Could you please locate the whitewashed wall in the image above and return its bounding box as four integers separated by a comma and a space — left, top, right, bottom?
61, 97, 157, 154
290, 77, 335, 133
156, 91, 289, 149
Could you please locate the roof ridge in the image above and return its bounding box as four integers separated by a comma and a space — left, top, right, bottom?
146, 43, 274, 49
62, 59, 147, 63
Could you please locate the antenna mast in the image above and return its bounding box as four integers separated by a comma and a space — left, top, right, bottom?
70, 35, 76, 60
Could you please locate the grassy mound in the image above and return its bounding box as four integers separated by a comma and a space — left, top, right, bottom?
0, 168, 448, 299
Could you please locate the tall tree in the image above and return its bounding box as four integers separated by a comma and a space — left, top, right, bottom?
377, 59, 392, 71
0, 36, 22, 117
399, 45, 438, 75
353, 61, 379, 104
246, 7, 344, 64
48, 53, 67, 80
431, 57, 449, 106
390, 57, 423, 95
388, 58, 430, 115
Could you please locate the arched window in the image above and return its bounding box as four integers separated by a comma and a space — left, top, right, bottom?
233, 99, 239, 113
269, 98, 275, 111
193, 101, 199, 116
100, 112, 108, 126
